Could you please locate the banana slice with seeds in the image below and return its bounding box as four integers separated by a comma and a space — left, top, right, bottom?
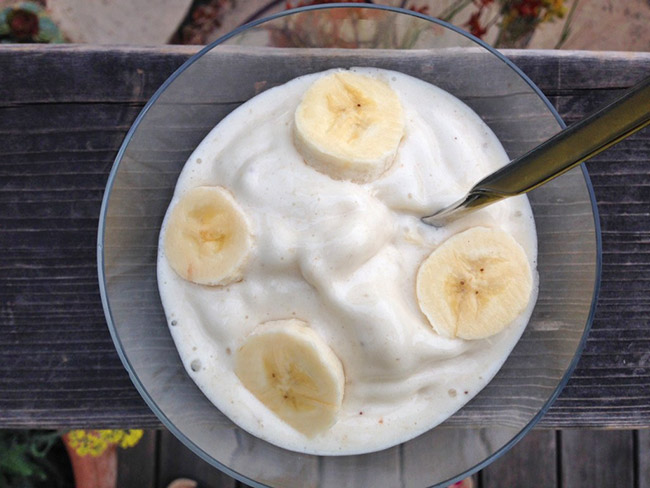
235, 319, 345, 437
416, 227, 533, 340
294, 71, 404, 183
164, 186, 252, 286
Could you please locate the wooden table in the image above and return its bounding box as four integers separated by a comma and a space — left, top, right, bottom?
0, 46, 649, 434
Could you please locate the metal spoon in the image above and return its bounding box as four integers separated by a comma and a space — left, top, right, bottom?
422, 76, 650, 227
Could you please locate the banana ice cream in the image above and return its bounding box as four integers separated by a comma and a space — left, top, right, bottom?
157, 68, 539, 455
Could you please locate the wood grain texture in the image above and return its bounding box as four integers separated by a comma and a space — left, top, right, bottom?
402, 429, 485, 487
158, 429, 236, 488
117, 430, 158, 488
146, 428, 646, 488
481, 430, 557, 488
0, 46, 649, 430
639, 429, 650, 488
560, 430, 635, 488
318, 447, 400, 488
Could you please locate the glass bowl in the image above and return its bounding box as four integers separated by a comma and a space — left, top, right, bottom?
98, 5, 601, 487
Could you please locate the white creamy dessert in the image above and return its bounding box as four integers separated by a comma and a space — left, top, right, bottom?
157, 67, 539, 455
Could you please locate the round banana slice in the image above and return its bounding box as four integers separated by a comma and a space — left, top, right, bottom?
235, 319, 345, 437
164, 186, 252, 286
294, 71, 405, 183
416, 227, 533, 340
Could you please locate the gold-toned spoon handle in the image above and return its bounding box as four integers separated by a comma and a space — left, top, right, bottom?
423, 76, 650, 227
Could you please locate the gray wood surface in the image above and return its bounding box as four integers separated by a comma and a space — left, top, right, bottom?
158, 429, 236, 488
639, 429, 650, 488
0, 45, 649, 431
561, 430, 635, 488
318, 447, 400, 488
121, 427, 647, 487
117, 430, 158, 488
481, 430, 557, 488
402, 429, 481, 487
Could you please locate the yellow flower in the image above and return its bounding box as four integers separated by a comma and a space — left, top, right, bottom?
67, 429, 144, 457
98, 430, 124, 444
542, 0, 566, 21
119, 430, 144, 448
67, 430, 85, 443
500, 8, 516, 29
87, 433, 108, 457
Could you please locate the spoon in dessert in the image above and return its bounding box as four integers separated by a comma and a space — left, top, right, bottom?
422, 76, 650, 227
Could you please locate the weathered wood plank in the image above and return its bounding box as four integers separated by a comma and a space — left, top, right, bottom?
219, 432, 319, 488
560, 430, 635, 488
319, 447, 401, 488
158, 429, 236, 488
117, 430, 158, 488
481, 430, 557, 488
0, 44, 197, 104
0, 46, 649, 430
639, 429, 650, 488
402, 429, 483, 487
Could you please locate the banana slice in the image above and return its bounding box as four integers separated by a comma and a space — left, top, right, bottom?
294, 71, 404, 183
416, 227, 533, 340
235, 319, 345, 437
164, 186, 252, 286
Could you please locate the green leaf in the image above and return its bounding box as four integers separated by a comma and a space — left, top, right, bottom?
0, 9, 8, 23
35, 18, 63, 43
3, 448, 34, 477
29, 433, 59, 459
0, 431, 66, 487
17, 2, 42, 14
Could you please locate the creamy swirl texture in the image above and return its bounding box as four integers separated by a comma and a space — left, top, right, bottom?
157, 68, 539, 455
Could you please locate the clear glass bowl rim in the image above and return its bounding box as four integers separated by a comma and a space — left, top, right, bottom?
97, 4, 603, 487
